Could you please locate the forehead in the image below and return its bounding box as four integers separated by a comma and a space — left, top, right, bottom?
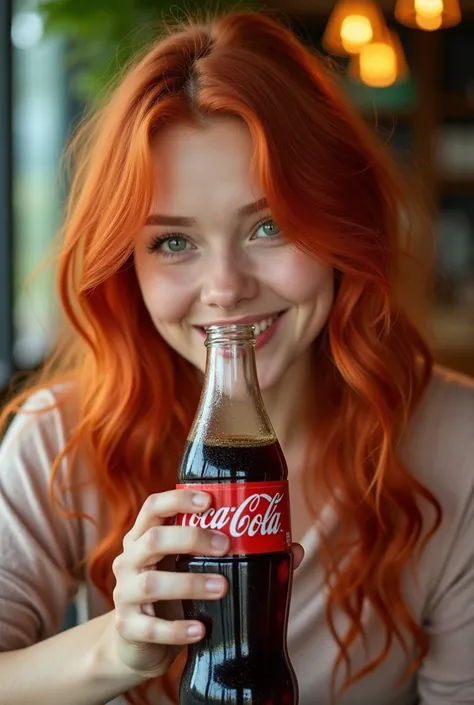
149, 116, 264, 215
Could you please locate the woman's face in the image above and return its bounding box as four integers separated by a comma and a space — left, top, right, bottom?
134, 116, 334, 391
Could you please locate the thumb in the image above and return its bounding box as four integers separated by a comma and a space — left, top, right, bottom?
291, 542, 305, 570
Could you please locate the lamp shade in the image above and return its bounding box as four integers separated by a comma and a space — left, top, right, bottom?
415, 12, 443, 29
322, 0, 388, 56
348, 29, 409, 88
395, 0, 461, 28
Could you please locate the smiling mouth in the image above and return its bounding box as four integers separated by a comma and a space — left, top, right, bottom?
194, 311, 286, 340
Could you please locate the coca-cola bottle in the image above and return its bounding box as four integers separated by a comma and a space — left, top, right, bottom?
176, 323, 298, 704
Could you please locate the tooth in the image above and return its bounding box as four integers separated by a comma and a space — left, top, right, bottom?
249, 315, 278, 338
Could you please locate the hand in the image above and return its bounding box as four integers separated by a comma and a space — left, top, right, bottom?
104, 489, 305, 682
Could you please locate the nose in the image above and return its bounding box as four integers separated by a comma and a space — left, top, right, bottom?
200, 251, 258, 310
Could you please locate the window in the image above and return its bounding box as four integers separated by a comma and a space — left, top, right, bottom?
11, 0, 68, 370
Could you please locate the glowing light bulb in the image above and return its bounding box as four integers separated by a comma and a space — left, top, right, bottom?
415, 12, 443, 28
359, 42, 397, 87
414, 0, 443, 19
340, 14, 373, 53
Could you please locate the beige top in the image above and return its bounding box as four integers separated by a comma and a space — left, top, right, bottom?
1, 367, 474, 705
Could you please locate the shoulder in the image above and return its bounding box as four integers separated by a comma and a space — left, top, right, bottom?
0, 384, 102, 550
0, 387, 87, 648
1, 385, 76, 466
1, 384, 104, 522
401, 366, 474, 568
0, 384, 85, 506
403, 365, 474, 491
401, 366, 474, 545
424, 364, 474, 425
406, 370, 474, 697
397, 369, 474, 614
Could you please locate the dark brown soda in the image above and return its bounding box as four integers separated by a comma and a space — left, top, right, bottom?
176, 439, 298, 705
177, 437, 287, 483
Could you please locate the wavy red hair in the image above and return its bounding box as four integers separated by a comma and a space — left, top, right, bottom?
1, 9, 441, 704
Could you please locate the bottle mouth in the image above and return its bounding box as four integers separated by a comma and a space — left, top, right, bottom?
205, 323, 256, 347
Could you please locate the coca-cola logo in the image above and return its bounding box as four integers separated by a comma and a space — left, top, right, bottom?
176, 481, 292, 555
181, 492, 284, 538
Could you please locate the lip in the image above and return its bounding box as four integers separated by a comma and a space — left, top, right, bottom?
192, 310, 287, 350
193, 312, 285, 328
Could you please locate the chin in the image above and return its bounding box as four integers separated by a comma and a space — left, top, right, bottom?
254, 357, 286, 393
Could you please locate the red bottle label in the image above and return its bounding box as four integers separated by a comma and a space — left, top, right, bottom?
176, 481, 292, 555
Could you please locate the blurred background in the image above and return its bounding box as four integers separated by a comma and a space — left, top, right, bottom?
1, 0, 473, 395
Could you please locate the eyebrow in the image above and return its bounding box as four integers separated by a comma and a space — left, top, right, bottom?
144, 197, 269, 226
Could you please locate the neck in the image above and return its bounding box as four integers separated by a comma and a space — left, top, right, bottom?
191, 344, 315, 456
261, 347, 314, 454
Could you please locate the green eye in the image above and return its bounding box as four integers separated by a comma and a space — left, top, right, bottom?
253, 219, 281, 239
163, 236, 189, 253
147, 233, 194, 257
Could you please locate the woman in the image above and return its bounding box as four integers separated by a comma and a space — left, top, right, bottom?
0, 9, 473, 705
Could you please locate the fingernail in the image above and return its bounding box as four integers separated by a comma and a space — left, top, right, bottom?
187, 624, 203, 639
211, 532, 229, 552
205, 578, 224, 594
192, 492, 209, 508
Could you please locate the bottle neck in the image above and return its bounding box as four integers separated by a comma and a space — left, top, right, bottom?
188, 325, 276, 444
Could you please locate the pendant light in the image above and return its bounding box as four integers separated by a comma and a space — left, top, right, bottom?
415, 13, 443, 29
323, 0, 388, 55
348, 28, 409, 88
395, 0, 462, 29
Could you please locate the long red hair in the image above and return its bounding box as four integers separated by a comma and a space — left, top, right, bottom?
1, 9, 441, 703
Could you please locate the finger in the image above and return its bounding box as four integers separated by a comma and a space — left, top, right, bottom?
141, 602, 155, 617
116, 613, 206, 646
291, 542, 305, 570
131, 525, 230, 568
123, 570, 228, 604
127, 490, 211, 541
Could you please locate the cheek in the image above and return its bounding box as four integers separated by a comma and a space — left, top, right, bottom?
267, 248, 333, 303
135, 260, 196, 324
